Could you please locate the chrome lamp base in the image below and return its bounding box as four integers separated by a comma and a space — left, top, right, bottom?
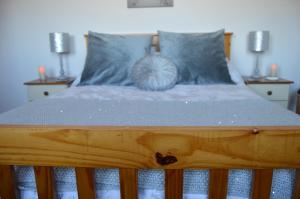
252, 54, 262, 79
56, 54, 68, 81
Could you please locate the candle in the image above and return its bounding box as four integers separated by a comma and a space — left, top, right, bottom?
270, 64, 278, 77
38, 66, 46, 81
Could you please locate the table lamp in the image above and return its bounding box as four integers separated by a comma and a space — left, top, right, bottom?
49, 32, 70, 80
248, 31, 270, 78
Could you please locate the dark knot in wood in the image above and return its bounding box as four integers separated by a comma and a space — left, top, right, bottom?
252, 128, 260, 134
155, 152, 178, 166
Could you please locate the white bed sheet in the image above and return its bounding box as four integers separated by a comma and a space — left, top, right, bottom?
60, 84, 254, 102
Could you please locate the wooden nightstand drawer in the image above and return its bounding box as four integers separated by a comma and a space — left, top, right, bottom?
27, 85, 68, 101
243, 77, 293, 109
247, 84, 290, 101
24, 77, 75, 101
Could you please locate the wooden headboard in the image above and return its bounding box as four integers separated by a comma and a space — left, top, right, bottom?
84, 32, 233, 59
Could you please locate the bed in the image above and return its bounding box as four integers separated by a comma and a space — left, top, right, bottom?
0, 31, 300, 199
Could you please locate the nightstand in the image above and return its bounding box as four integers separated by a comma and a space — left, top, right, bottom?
24, 77, 75, 101
244, 77, 294, 108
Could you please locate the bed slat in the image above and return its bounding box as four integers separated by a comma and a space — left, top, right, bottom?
76, 168, 96, 199
119, 168, 138, 199
34, 166, 56, 199
0, 165, 17, 199
252, 169, 273, 199
165, 169, 183, 199
208, 169, 229, 199
293, 169, 300, 199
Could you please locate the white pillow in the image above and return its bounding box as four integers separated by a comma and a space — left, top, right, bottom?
71, 73, 82, 87
227, 59, 245, 85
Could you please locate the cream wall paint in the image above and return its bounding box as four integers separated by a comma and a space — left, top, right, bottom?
0, 0, 300, 112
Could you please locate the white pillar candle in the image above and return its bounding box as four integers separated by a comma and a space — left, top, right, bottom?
38, 66, 46, 81
270, 64, 278, 77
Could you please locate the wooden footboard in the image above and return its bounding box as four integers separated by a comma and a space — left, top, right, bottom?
0, 125, 300, 199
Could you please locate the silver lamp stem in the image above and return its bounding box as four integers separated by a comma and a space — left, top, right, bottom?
58, 54, 66, 80
253, 54, 261, 79
49, 32, 70, 81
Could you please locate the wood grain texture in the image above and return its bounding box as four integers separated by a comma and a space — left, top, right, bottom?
76, 168, 96, 199
165, 169, 183, 199
84, 32, 232, 59
24, 77, 75, 86
208, 169, 228, 199
0, 165, 17, 199
34, 166, 56, 199
0, 126, 300, 169
293, 169, 300, 199
119, 168, 138, 199
224, 33, 232, 59
244, 76, 294, 85
252, 169, 273, 199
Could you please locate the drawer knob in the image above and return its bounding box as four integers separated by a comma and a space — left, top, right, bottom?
43, 91, 49, 96
267, 90, 272, 96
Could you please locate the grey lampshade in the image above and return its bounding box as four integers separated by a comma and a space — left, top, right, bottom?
248, 31, 270, 52
49, 32, 70, 53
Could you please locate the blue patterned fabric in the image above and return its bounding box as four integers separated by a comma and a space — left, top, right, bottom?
159, 30, 234, 84
227, 169, 253, 198
271, 169, 296, 199
131, 54, 178, 91
79, 32, 152, 86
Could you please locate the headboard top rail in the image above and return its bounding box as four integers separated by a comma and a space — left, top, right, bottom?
84, 32, 233, 59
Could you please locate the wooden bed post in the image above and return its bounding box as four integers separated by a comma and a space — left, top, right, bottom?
252, 169, 273, 199
208, 169, 229, 199
34, 166, 57, 199
119, 168, 138, 199
76, 168, 96, 199
165, 169, 183, 199
293, 169, 300, 199
0, 165, 17, 199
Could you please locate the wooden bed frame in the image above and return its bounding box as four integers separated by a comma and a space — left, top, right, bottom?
0, 33, 300, 199
84, 32, 233, 59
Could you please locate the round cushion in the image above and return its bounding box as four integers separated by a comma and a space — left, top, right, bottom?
131, 54, 178, 91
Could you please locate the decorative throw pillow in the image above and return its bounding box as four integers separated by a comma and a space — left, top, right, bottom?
158, 29, 234, 85
79, 32, 152, 86
131, 54, 178, 91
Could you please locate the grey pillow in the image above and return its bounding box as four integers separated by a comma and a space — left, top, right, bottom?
132, 54, 178, 91
79, 32, 152, 86
159, 29, 234, 84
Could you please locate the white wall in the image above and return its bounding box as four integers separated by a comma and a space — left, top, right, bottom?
1, 0, 300, 112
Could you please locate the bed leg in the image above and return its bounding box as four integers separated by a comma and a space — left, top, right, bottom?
165, 169, 183, 199
75, 167, 96, 199
208, 169, 229, 199
293, 169, 300, 199
34, 166, 56, 199
119, 168, 138, 199
252, 169, 273, 199
0, 165, 17, 199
